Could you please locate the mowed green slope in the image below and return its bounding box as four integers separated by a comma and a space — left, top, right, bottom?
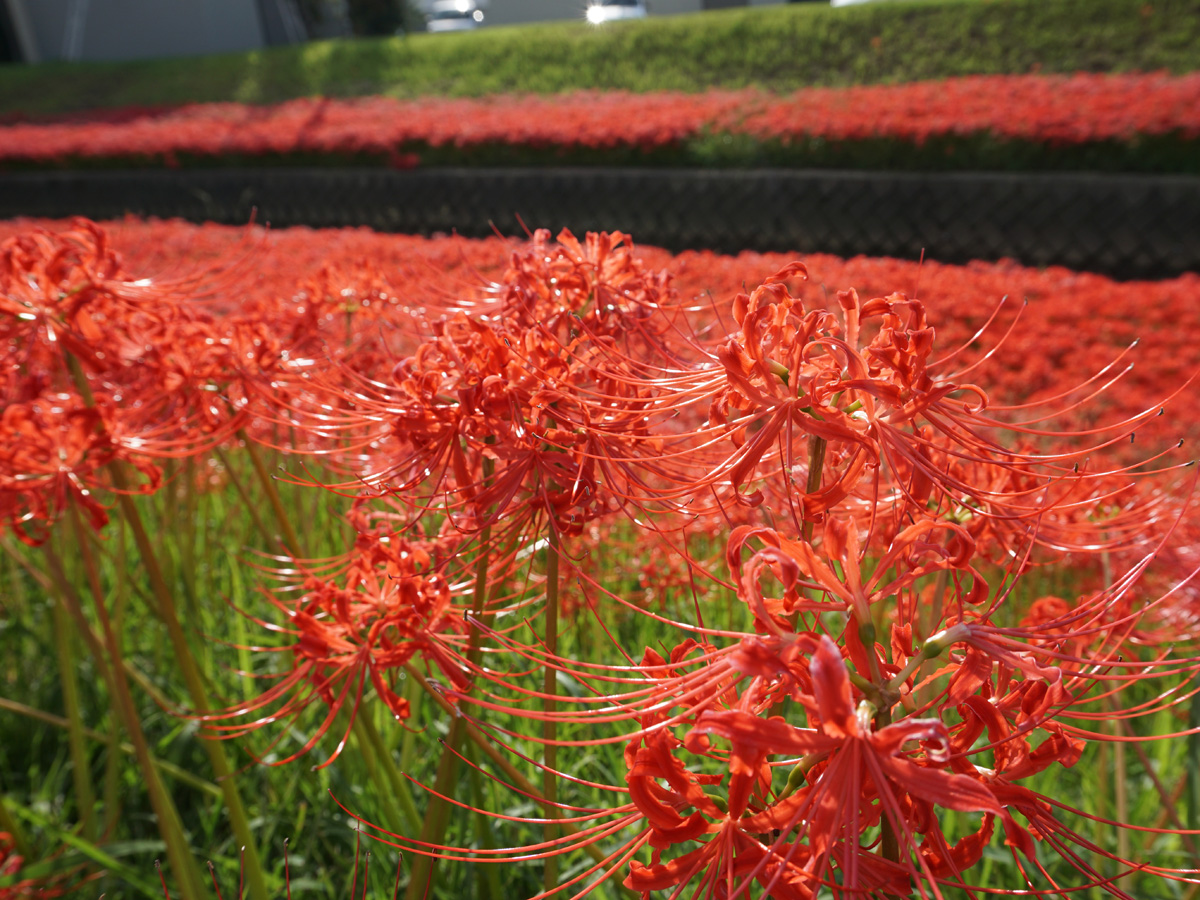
1, 0, 1199, 116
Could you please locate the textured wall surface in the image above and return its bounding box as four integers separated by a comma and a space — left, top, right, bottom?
2, 167, 1196, 279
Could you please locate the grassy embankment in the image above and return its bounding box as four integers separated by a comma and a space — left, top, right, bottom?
1, 0, 1198, 116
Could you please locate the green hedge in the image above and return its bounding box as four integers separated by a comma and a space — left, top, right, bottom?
1, 0, 1199, 116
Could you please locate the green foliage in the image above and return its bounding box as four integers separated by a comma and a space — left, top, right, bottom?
0, 454, 654, 898
1, 0, 1199, 116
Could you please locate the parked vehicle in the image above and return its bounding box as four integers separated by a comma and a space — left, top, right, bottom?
426, 0, 485, 32
585, 0, 647, 25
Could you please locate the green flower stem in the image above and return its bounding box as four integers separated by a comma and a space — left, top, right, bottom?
1189, 692, 1200, 864
50, 566, 96, 839
213, 445, 275, 549
405, 714, 467, 900
399, 672, 423, 774
350, 715, 414, 839
109, 479, 270, 900
355, 713, 422, 833
406, 472, 496, 900
402, 661, 611, 870
466, 739, 505, 900
64, 351, 269, 900
872, 704, 900, 865
40, 537, 207, 898
239, 430, 304, 556
542, 524, 562, 893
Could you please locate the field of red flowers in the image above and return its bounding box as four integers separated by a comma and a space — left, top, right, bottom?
2, 73, 1198, 172
2, 216, 1199, 898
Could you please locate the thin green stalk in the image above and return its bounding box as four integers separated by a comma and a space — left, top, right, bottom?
466, 740, 504, 900
399, 672, 423, 774
180, 456, 199, 614
63, 350, 271, 900
542, 525, 561, 893
1100, 549, 1131, 891
873, 705, 900, 865
213, 445, 275, 550
1189, 691, 1200, 863
100, 719, 123, 838
785, 433, 828, 638
402, 661, 611, 870
51, 588, 96, 839
111, 516, 130, 636
110, 473, 270, 900
61, 500, 119, 841
1092, 725, 1111, 899
40, 539, 207, 898
1112, 711, 1130, 890
239, 430, 303, 556
350, 714, 412, 839
406, 485, 496, 900
404, 713, 468, 900
355, 713, 422, 833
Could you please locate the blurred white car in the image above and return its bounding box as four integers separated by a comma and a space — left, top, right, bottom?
427, 0, 485, 31
585, 0, 647, 25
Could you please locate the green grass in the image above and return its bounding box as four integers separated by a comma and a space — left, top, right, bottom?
0, 453, 636, 898
1, 0, 1199, 117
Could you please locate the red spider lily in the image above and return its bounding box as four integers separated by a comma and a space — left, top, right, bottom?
0, 389, 162, 543
623, 635, 1015, 899
198, 524, 473, 766
672, 268, 1172, 551
296, 228, 691, 545
0, 220, 275, 539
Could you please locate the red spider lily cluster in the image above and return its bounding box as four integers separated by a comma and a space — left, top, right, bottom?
0, 220, 284, 541
3, 217, 1199, 898
0, 72, 1197, 169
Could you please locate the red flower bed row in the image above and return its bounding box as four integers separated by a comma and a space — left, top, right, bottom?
1, 72, 1197, 169
3, 216, 1193, 456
